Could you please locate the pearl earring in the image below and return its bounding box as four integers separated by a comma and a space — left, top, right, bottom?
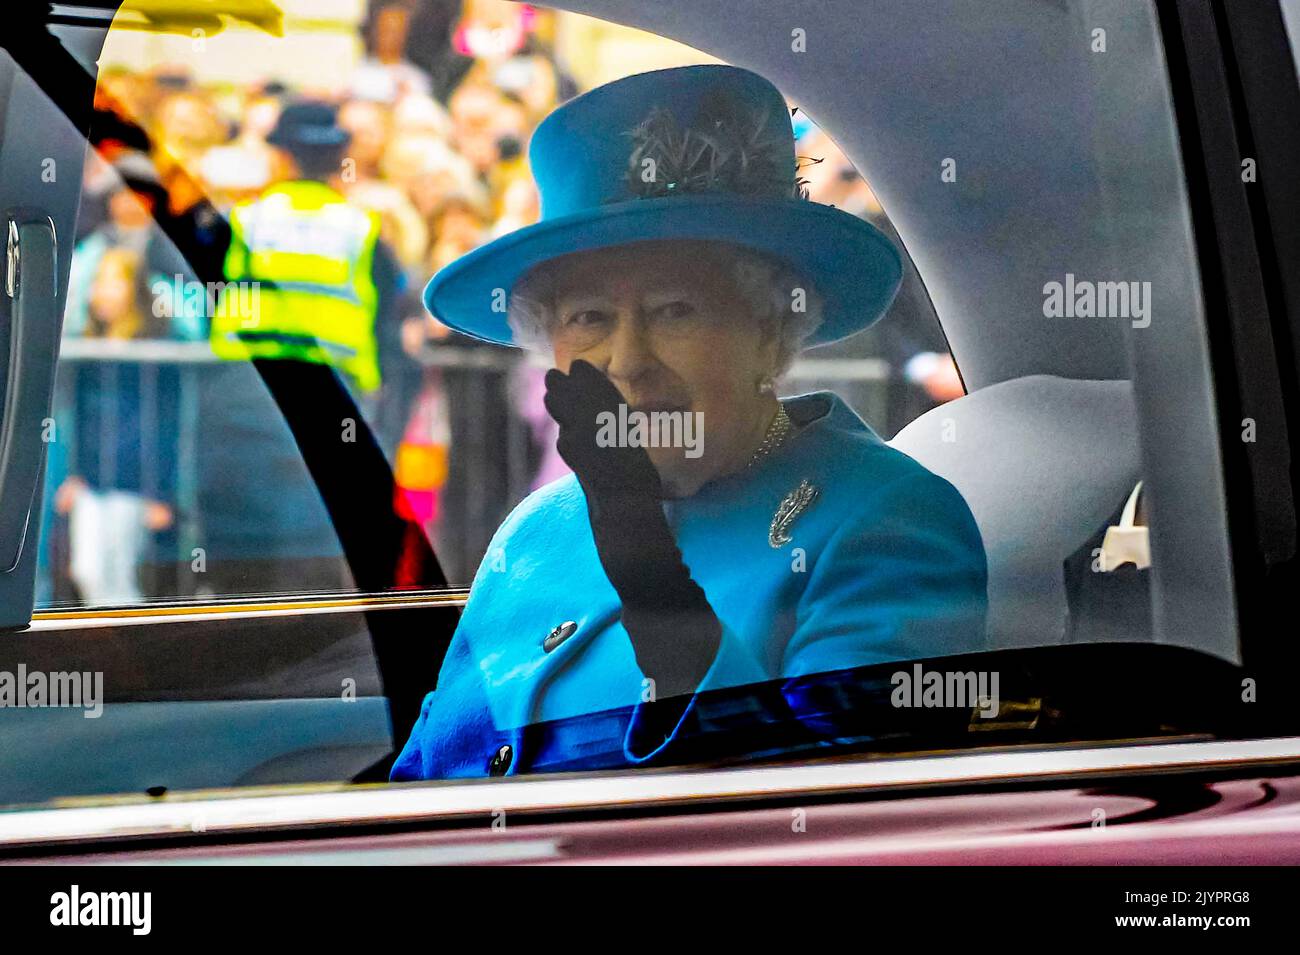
757, 375, 776, 396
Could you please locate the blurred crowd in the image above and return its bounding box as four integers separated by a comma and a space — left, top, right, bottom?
41, 0, 960, 607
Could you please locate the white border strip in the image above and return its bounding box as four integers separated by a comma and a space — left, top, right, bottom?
3, 736, 1299, 850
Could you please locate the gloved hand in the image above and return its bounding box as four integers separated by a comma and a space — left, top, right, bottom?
543, 359, 664, 502
544, 360, 722, 701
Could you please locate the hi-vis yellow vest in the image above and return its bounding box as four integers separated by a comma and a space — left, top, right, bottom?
215, 181, 383, 392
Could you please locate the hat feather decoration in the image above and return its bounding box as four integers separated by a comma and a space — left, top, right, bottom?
622, 91, 810, 201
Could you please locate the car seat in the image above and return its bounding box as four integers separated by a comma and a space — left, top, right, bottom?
889, 375, 1140, 647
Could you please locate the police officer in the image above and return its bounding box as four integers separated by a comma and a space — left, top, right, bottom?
198, 100, 408, 595
214, 100, 405, 401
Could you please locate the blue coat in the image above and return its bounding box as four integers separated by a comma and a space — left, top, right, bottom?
392, 392, 988, 780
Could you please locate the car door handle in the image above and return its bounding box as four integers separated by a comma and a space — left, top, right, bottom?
0, 215, 59, 574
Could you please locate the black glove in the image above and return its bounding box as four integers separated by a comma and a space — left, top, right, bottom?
544, 360, 722, 701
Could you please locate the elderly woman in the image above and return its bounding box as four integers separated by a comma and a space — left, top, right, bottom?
392, 65, 987, 781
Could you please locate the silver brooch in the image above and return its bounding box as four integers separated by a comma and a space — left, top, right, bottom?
769, 479, 820, 548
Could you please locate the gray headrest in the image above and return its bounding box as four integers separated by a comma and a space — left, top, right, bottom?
889, 375, 1140, 647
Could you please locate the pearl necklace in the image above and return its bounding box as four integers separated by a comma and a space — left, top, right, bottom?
748, 402, 793, 468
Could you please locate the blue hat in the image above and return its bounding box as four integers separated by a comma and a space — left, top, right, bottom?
424, 65, 902, 347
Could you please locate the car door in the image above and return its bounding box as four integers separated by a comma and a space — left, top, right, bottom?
0, 4, 459, 804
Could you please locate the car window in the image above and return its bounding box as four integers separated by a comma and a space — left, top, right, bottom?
5, 0, 1259, 807
34, 0, 951, 611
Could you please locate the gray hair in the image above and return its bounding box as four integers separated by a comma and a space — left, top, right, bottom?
507, 245, 824, 375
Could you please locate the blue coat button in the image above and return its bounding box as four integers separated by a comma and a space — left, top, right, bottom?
488, 744, 513, 776
542, 620, 577, 653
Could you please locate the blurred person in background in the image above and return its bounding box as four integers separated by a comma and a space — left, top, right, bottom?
66, 175, 158, 321
198, 91, 284, 207
54, 248, 179, 605
390, 92, 454, 139
64, 153, 196, 339
346, 178, 431, 274
152, 87, 228, 176
354, 0, 435, 102
150, 86, 238, 267
339, 98, 395, 183
490, 173, 540, 238
403, 0, 475, 103
79, 72, 156, 242
489, 49, 569, 124
427, 193, 490, 272
96, 68, 161, 131
82, 247, 169, 340
448, 82, 529, 179
198, 101, 411, 595
452, 0, 533, 65
382, 132, 485, 232
486, 122, 530, 218
338, 96, 433, 273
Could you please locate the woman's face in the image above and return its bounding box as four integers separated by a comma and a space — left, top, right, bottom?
543, 241, 780, 497
338, 100, 388, 173
243, 97, 281, 141
89, 254, 138, 332
107, 187, 154, 230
